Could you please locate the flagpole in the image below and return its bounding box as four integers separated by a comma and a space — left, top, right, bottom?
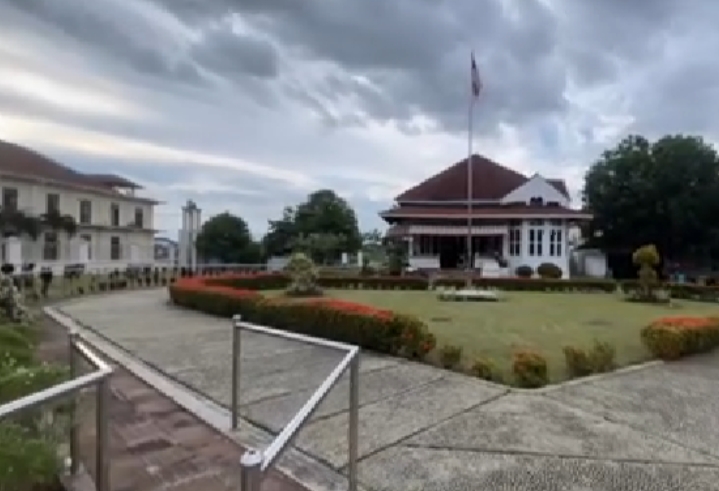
466, 96, 475, 284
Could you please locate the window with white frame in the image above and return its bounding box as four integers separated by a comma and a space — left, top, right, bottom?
509, 227, 521, 256
43, 232, 58, 261
528, 220, 544, 256
535, 229, 544, 256
550, 229, 563, 256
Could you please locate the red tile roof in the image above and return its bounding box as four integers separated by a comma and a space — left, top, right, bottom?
395, 154, 570, 201
0, 139, 156, 203
380, 205, 591, 220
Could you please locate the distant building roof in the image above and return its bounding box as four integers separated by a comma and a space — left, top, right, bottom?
395, 154, 569, 202
0, 139, 157, 203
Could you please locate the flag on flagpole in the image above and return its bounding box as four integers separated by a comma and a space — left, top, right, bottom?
471, 52, 482, 98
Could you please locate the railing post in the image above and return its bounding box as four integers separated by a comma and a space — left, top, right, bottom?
239, 449, 263, 491
231, 314, 242, 430
95, 376, 110, 491
68, 331, 80, 476
348, 352, 360, 491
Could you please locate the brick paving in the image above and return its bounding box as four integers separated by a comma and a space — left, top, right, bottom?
38, 317, 307, 491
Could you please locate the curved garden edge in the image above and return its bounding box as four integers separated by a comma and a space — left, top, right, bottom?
167, 272, 719, 390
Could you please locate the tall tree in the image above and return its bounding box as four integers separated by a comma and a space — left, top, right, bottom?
195, 212, 260, 264
293, 190, 362, 255
263, 206, 296, 257
583, 134, 719, 263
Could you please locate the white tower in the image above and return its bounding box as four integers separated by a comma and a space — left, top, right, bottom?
178, 200, 201, 270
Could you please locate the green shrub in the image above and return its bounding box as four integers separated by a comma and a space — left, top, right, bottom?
0, 422, 60, 491
563, 341, 617, 378
512, 350, 548, 388
562, 345, 593, 378
536, 262, 562, 279
515, 265, 533, 278
469, 358, 503, 383
0, 363, 69, 404
438, 344, 463, 369
589, 340, 616, 373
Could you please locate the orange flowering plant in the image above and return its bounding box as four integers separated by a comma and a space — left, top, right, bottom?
641, 316, 719, 360
169, 275, 436, 360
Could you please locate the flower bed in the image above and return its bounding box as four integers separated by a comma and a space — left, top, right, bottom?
203, 273, 719, 300
640, 316, 719, 360
169, 275, 435, 360
171, 274, 719, 387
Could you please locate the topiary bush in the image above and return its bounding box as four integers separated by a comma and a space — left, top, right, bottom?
515, 265, 533, 278
631, 244, 662, 302
284, 252, 323, 297
536, 262, 562, 279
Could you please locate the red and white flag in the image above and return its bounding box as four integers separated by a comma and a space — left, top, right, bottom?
471, 52, 482, 98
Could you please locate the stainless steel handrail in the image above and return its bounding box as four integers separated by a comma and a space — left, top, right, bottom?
0, 319, 113, 491
231, 314, 359, 491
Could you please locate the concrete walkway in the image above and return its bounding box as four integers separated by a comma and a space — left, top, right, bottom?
59, 290, 719, 490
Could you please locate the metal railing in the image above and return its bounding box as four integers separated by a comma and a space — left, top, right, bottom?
231, 315, 360, 491
0, 329, 113, 491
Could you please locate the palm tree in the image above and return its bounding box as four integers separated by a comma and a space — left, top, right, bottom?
0, 207, 40, 240
40, 209, 77, 237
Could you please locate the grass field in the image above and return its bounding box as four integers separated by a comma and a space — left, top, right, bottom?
269, 289, 719, 382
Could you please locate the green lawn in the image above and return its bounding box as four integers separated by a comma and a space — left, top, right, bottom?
272, 289, 719, 382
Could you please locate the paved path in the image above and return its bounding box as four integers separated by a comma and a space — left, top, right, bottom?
58, 290, 719, 490
40, 316, 306, 491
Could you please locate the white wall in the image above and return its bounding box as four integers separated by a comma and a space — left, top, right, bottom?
500, 174, 569, 207
2, 178, 154, 229
506, 219, 570, 278
1, 177, 157, 271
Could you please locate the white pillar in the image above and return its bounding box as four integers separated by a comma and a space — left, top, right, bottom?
180, 200, 201, 269
407, 236, 414, 257
5, 237, 22, 266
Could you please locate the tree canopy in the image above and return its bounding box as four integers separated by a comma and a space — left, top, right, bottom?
263, 189, 362, 262
195, 212, 261, 264
583, 134, 719, 264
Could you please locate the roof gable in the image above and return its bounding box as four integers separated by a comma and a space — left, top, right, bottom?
500, 173, 569, 205
395, 154, 570, 202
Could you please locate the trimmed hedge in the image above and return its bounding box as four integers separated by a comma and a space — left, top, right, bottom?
640, 316, 719, 360
205, 273, 719, 299
169, 276, 436, 360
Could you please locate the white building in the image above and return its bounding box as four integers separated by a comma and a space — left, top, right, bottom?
381, 154, 593, 278
0, 139, 159, 273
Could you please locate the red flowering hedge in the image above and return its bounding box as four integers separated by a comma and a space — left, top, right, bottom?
640, 316, 719, 360
169, 275, 436, 359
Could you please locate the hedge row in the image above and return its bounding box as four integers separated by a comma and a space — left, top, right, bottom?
204, 273, 719, 300
641, 316, 719, 360
169, 277, 437, 359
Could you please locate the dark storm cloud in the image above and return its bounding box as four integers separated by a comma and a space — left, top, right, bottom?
191, 25, 279, 79
3, 0, 207, 84
1, 0, 281, 86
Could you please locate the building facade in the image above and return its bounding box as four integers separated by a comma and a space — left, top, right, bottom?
0, 140, 159, 273
380, 155, 592, 278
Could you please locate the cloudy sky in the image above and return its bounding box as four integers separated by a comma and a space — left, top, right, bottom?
0, 0, 714, 239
